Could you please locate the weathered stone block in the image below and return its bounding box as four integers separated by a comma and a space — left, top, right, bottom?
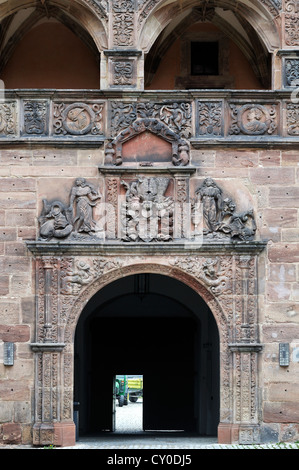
2, 423, 22, 444
268, 244, 299, 263
264, 402, 299, 423
250, 168, 295, 185
0, 325, 30, 342
260, 424, 279, 443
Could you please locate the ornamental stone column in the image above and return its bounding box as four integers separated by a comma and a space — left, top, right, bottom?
30, 256, 76, 447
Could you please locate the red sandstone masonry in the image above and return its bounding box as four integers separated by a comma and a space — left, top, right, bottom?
263, 208, 297, 227
215, 150, 259, 167
268, 244, 299, 263
269, 187, 299, 207
0, 325, 30, 342
0, 380, 30, 401
264, 402, 299, 423
1, 423, 22, 444
259, 150, 281, 166
250, 168, 295, 185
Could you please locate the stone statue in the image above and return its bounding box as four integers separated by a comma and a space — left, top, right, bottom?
69, 178, 102, 234
195, 177, 223, 233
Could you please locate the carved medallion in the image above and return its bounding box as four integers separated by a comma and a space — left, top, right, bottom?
53, 102, 104, 136
229, 103, 277, 136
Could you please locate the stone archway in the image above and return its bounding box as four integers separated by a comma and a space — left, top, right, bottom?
74, 272, 220, 435
28, 241, 265, 446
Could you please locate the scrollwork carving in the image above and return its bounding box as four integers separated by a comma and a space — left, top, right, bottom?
23, 100, 48, 135
110, 101, 192, 139
287, 103, 299, 135
0, 102, 17, 136
53, 102, 104, 136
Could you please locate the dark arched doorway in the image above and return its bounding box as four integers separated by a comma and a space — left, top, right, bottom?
74, 273, 220, 438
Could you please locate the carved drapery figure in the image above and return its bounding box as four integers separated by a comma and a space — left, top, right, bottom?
121, 176, 174, 242
69, 178, 102, 234
195, 177, 223, 232
193, 178, 256, 241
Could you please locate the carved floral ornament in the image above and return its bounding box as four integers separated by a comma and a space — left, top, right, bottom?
37, 175, 256, 243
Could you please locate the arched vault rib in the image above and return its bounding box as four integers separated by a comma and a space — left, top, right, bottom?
0, 0, 108, 53
0, 5, 100, 75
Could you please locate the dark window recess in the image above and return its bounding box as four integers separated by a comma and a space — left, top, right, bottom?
191, 42, 219, 76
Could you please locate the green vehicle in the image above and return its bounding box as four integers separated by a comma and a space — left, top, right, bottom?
115, 375, 129, 407
115, 375, 143, 406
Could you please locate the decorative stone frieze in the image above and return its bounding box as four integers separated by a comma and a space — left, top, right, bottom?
109, 100, 192, 139
1, 91, 299, 145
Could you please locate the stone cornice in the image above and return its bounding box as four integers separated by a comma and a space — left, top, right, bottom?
26, 240, 268, 257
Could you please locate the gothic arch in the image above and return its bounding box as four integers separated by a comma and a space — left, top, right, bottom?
139, 0, 280, 54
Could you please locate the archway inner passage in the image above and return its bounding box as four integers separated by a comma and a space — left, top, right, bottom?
74, 273, 220, 438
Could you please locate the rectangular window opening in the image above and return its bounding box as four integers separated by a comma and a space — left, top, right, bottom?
191, 41, 219, 76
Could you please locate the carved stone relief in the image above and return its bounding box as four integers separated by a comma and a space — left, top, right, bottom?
192, 178, 256, 241
53, 102, 104, 136
106, 117, 190, 166
112, 60, 134, 86
198, 101, 223, 136
284, 59, 299, 87
0, 101, 17, 136
284, 0, 299, 46
109, 101, 192, 139
37, 174, 257, 244
120, 176, 174, 242
229, 103, 278, 136
286, 103, 299, 135
22, 100, 48, 135
38, 178, 103, 241
112, 0, 135, 47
